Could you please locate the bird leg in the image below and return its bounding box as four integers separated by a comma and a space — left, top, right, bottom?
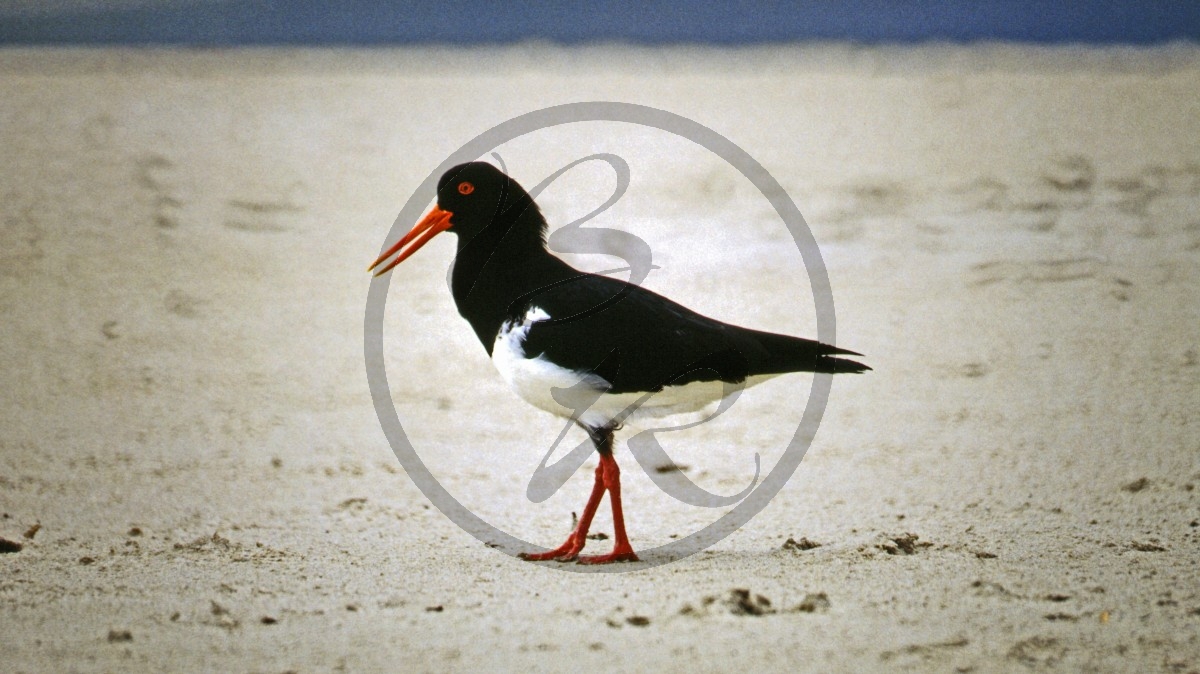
518, 459, 607, 562
577, 452, 639, 564
519, 424, 639, 564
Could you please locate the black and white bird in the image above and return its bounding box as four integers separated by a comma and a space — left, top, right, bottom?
370, 162, 868, 564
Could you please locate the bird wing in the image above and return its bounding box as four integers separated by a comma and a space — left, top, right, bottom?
515, 271, 868, 395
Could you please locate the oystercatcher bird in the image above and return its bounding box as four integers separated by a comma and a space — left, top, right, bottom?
370, 162, 868, 564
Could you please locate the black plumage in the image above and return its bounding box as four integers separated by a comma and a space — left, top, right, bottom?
437, 162, 868, 394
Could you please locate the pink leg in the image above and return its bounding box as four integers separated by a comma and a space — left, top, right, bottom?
520, 425, 639, 565
578, 454, 639, 564
519, 461, 607, 562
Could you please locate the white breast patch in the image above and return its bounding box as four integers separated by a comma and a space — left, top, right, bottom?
491, 307, 610, 423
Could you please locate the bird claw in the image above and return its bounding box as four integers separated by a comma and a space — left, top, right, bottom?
518, 538, 585, 562
519, 534, 639, 565
520, 547, 638, 564
518, 550, 578, 562
577, 549, 639, 565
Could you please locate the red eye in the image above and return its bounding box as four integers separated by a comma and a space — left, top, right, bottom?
458, 181, 475, 195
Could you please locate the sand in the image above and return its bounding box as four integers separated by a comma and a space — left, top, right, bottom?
1, 44, 1198, 672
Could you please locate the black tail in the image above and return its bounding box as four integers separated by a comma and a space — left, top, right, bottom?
750, 332, 871, 375
815, 353, 872, 374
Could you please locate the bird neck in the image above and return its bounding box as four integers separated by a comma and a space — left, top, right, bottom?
450, 210, 568, 353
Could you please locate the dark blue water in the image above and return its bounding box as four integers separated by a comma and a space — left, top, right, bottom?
2, 1, 1198, 45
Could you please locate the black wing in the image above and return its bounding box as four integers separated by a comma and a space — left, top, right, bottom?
516, 271, 868, 395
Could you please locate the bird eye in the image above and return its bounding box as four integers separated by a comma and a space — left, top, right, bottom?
458, 181, 475, 195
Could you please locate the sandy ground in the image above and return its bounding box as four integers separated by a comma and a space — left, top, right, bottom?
1, 44, 1198, 673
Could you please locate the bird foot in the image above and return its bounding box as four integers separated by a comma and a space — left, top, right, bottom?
518, 536, 586, 562
577, 546, 639, 565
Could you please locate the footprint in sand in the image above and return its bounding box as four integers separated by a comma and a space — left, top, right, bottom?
223, 183, 307, 233
967, 257, 1102, 287
134, 153, 183, 229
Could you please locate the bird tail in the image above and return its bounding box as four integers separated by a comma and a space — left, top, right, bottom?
815, 353, 872, 374
751, 332, 872, 375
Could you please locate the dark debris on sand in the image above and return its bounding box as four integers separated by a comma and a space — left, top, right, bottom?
782, 536, 821, 551
879, 533, 932, 555
1121, 477, 1151, 493
679, 589, 831, 617
727, 588, 773, 616
793, 592, 831, 613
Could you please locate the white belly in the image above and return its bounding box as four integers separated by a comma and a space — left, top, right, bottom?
491, 306, 778, 429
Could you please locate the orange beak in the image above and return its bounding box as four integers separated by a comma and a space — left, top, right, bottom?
368, 205, 453, 276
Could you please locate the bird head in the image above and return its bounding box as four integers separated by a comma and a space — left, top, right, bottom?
369, 162, 541, 276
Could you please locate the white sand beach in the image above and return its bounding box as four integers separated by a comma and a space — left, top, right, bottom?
1, 44, 1198, 672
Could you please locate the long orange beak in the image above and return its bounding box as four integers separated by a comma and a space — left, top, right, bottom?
368, 205, 453, 276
